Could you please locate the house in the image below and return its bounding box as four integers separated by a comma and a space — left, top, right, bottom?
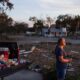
49, 27, 67, 37
60, 28, 67, 37
42, 27, 49, 37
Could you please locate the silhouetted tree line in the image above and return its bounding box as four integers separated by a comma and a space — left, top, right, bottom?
1, 14, 80, 35
0, 12, 29, 35
0, 0, 29, 35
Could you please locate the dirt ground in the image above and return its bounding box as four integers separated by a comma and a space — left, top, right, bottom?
21, 42, 80, 76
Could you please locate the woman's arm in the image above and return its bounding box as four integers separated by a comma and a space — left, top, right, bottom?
59, 55, 72, 63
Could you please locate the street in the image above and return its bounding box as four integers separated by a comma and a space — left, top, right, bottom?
5, 70, 43, 80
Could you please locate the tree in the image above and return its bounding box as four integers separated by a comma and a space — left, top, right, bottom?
74, 15, 80, 31
7, 17, 13, 26
0, 0, 13, 36
33, 20, 44, 35
14, 22, 28, 34
55, 14, 80, 35
0, 0, 13, 12
46, 17, 54, 27
0, 12, 13, 33
56, 15, 72, 28
29, 16, 37, 23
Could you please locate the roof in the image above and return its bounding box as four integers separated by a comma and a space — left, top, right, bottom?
50, 28, 67, 32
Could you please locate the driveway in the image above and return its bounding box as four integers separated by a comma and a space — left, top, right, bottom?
5, 70, 43, 80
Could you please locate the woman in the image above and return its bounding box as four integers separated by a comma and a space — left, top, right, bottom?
55, 38, 72, 80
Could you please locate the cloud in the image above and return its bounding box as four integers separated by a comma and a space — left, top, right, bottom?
37, 0, 80, 16
40, 0, 80, 10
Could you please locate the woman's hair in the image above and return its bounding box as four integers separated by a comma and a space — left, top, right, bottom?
57, 37, 64, 45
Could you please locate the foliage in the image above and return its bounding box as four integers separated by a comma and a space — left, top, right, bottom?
33, 20, 44, 35
56, 14, 80, 35
0, 12, 13, 33
14, 22, 28, 33
29, 16, 37, 23
46, 17, 54, 27
0, 0, 13, 35
0, 12, 28, 34
0, 0, 13, 12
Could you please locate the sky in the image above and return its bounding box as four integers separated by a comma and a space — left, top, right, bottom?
7, 0, 80, 22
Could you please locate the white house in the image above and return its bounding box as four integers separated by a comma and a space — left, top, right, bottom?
49, 27, 67, 37
60, 28, 67, 37
42, 27, 49, 37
